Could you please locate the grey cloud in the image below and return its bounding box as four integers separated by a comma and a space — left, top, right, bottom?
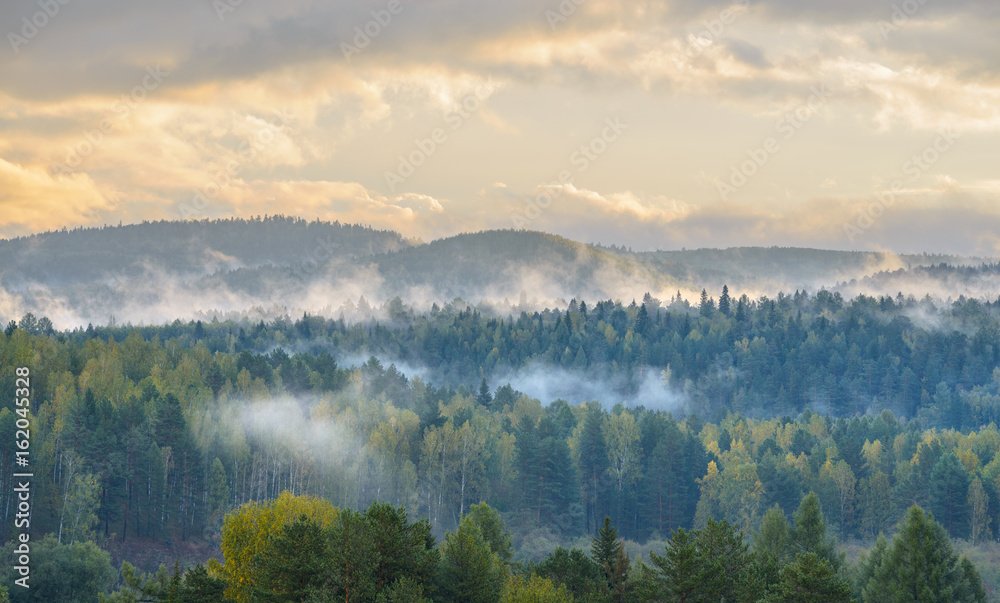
1, 0, 997, 102
723, 38, 771, 69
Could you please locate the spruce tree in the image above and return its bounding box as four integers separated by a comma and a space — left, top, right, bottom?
861, 505, 985, 602
719, 285, 732, 317
777, 553, 852, 603
791, 492, 841, 571
591, 516, 622, 574
699, 289, 715, 317
755, 505, 790, 565
649, 527, 700, 602
438, 520, 506, 603
929, 451, 971, 538
696, 519, 751, 602
476, 378, 493, 408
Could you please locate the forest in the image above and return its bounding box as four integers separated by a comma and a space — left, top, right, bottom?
3, 286, 1000, 600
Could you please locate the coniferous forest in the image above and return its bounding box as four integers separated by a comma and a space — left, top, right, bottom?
3, 276, 1000, 601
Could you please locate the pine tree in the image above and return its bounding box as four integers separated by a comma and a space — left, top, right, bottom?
464, 502, 512, 563
861, 505, 985, 602
591, 516, 622, 574
956, 557, 988, 603
777, 553, 852, 603
535, 547, 605, 600
754, 505, 790, 565
929, 452, 971, 538
853, 533, 889, 602
719, 285, 732, 317
364, 502, 439, 594
438, 520, 506, 603
699, 289, 715, 317
578, 403, 608, 535
477, 378, 493, 408
251, 514, 327, 602
695, 519, 751, 602
790, 492, 841, 571
649, 527, 700, 602
327, 509, 379, 603
180, 564, 227, 603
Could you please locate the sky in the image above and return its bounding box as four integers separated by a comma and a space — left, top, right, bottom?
1, 0, 998, 254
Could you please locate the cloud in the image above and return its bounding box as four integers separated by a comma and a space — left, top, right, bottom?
0, 158, 114, 235
495, 183, 1000, 256
0, 0, 998, 254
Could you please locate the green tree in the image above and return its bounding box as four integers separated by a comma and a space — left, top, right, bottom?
955, 557, 988, 603
755, 505, 791, 565
180, 564, 227, 603
648, 527, 700, 602
860, 471, 892, 538
477, 378, 493, 408
1, 536, 115, 603
535, 547, 604, 601
719, 285, 732, 317
929, 452, 971, 538
860, 506, 985, 602
363, 502, 439, 595
465, 502, 513, 563
591, 516, 630, 600
700, 289, 715, 317
61, 473, 100, 544
438, 519, 506, 603
968, 477, 991, 544
326, 509, 378, 603
576, 402, 607, 535
778, 553, 853, 603
252, 514, 327, 603
791, 492, 841, 571
591, 516, 622, 577
217, 492, 338, 603
695, 519, 752, 602
375, 577, 432, 603
208, 458, 230, 518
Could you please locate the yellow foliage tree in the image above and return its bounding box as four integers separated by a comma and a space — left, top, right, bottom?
214, 491, 338, 603
501, 574, 574, 603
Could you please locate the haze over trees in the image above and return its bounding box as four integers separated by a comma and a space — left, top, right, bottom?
2, 220, 1000, 599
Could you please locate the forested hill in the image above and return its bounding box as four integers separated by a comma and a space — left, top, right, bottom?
0, 216, 409, 287
0, 218, 997, 329
368, 230, 671, 300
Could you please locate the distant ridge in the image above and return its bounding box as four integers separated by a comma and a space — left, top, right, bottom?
1, 218, 997, 328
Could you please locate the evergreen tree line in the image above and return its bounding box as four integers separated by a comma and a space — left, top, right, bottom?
1, 490, 987, 602
30, 286, 1000, 425
4, 289, 1000, 597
